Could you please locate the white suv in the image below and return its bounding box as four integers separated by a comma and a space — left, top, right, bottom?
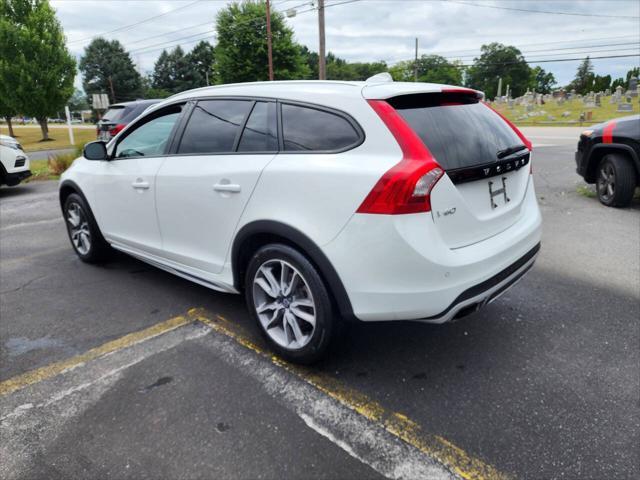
1, 134, 31, 186
59, 79, 542, 362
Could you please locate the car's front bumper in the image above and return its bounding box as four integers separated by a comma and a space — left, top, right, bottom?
3, 169, 32, 186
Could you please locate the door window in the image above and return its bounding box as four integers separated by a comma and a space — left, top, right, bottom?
281, 103, 360, 151
114, 105, 182, 159
237, 101, 278, 152
178, 100, 253, 154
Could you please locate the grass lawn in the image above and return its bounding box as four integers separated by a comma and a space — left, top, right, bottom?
493, 96, 638, 126
0, 125, 95, 152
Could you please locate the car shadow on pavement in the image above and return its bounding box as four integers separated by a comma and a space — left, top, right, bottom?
0, 183, 41, 199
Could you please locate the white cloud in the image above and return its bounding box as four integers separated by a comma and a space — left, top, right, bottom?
50, 0, 640, 89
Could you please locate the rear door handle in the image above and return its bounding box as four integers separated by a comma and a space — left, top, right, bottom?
213, 183, 241, 193
132, 179, 150, 190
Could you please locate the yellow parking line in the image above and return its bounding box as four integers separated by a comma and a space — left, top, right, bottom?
0, 314, 193, 397
188, 308, 508, 480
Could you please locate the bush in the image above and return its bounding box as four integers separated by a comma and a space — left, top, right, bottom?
47, 145, 84, 176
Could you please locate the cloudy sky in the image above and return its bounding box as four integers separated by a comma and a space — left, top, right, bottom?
51, 0, 640, 90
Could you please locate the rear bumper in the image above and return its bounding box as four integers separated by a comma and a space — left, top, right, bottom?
323, 176, 542, 322
417, 242, 539, 322
2, 169, 32, 186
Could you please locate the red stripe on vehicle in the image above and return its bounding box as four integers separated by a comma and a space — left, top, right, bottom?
602, 121, 617, 144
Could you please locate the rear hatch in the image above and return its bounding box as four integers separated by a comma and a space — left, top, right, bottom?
97, 105, 127, 140
388, 92, 531, 248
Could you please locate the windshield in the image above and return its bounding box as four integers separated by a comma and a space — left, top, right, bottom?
390, 94, 523, 170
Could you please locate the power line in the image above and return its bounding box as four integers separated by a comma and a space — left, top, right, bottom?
448, 53, 640, 68
442, 43, 640, 60
425, 35, 640, 56
446, 0, 639, 20
67, 0, 203, 45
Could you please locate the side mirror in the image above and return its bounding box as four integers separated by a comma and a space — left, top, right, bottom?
83, 141, 108, 161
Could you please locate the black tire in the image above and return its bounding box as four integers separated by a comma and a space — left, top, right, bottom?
244, 243, 335, 364
596, 153, 637, 208
63, 193, 112, 263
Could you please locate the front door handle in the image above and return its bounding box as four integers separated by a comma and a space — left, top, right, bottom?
213, 183, 241, 193
132, 179, 150, 190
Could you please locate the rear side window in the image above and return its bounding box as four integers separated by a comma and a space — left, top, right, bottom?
390, 94, 522, 170
281, 104, 360, 152
178, 100, 253, 154
237, 101, 278, 152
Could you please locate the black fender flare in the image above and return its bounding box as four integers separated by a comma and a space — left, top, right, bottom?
232, 220, 355, 321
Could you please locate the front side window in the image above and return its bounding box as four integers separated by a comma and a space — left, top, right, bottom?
114, 105, 182, 158
237, 101, 278, 152
282, 104, 360, 152
178, 100, 253, 154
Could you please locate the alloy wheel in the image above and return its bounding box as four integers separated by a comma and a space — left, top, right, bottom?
597, 162, 616, 203
66, 202, 92, 255
252, 259, 316, 350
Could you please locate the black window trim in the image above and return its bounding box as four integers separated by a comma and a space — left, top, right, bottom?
110, 95, 366, 159
109, 100, 187, 161
277, 99, 365, 154
169, 96, 279, 157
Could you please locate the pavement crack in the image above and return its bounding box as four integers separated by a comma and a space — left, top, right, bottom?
0, 274, 48, 295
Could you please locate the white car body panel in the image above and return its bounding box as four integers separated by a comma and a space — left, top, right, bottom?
60, 80, 541, 323
1, 134, 31, 185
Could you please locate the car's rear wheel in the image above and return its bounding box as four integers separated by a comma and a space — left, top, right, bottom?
245, 244, 334, 364
63, 193, 112, 262
596, 154, 636, 208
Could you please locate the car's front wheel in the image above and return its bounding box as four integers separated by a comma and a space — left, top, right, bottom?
596, 153, 636, 208
63, 193, 112, 262
245, 244, 335, 364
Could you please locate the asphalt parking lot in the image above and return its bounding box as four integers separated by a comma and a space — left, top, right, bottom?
1, 128, 639, 479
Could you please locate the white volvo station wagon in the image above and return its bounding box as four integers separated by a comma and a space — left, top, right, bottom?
60, 77, 542, 362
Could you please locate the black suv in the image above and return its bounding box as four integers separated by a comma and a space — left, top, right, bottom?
96, 99, 160, 141
576, 114, 640, 207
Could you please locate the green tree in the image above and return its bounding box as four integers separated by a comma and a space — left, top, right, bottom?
0, 96, 17, 137
625, 67, 639, 87
390, 55, 461, 85
79, 38, 143, 104
466, 43, 532, 99
152, 46, 191, 94
213, 1, 308, 83
592, 74, 611, 93
185, 40, 215, 88
611, 77, 625, 90
567, 56, 594, 94
0, 0, 76, 140
68, 88, 89, 112
530, 66, 556, 94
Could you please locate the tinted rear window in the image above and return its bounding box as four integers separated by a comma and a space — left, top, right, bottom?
178, 99, 253, 154
390, 94, 522, 170
282, 104, 360, 151
102, 106, 125, 122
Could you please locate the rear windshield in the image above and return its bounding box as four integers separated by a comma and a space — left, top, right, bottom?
389, 94, 523, 170
101, 106, 126, 123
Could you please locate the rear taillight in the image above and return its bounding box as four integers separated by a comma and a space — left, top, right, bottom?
110, 123, 126, 136
357, 100, 443, 215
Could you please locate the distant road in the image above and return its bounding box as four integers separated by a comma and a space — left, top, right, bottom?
27, 148, 75, 161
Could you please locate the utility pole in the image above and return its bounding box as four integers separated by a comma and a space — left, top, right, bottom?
414, 38, 418, 82
265, 0, 274, 81
108, 76, 116, 103
318, 0, 326, 80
